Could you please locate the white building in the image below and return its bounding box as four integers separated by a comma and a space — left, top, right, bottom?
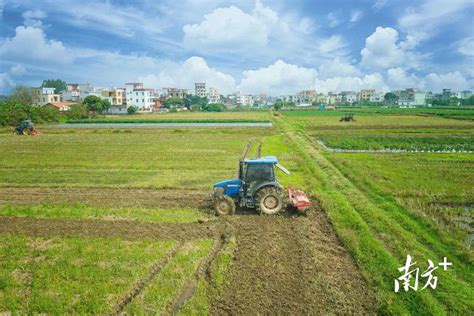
340, 91, 357, 104
195, 83, 206, 97
236, 93, 253, 106
208, 87, 220, 103
62, 84, 81, 102
125, 83, 154, 112
369, 92, 384, 103
31, 87, 61, 106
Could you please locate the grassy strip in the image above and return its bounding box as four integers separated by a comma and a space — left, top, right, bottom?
124, 240, 212, 313
66, 119, 270, 124
0, 234, 175, 314
0, 204, 210, 224
319, 136, 474, 151
278, 118, 468, 314
179, 236, 237, 314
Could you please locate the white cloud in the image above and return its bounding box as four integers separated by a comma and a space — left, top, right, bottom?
386, 67, 421, 90
239, 59, 316, 95
350, 10, 363, 23
360, 27, 421, 70
318, 58, 361, 79
424, 71, 473, 91
319, 35, 346, 55
315, 73, 389, 94
327, 12, 342, 28
398, 0, 472, 44
9, 64, 27, 76
0, 26, 72, 64
138, 57, 236, 94
457, 37, 474, 56
183, 6, 269, 51
372, 0, 388, 11
0, 73, 15, 91
22, 9, 47, 28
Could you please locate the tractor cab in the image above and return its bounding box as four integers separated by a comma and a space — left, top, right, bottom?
14, 120, 38, 136
213, 156, 291, 215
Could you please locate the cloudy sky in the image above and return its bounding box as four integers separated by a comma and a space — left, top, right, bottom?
0, 0, 473, 95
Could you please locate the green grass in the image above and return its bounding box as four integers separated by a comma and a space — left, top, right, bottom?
179, 236, 237, 314
0, 234, 175, 314
0, 204, 210, 223
67, 111, 271, 123
319, 136, 474, 151
278, 115, 474, 314
125, 239, 212, 314
0, 128, 272, 189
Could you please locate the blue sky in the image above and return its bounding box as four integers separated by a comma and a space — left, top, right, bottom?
0, 0, 473, 95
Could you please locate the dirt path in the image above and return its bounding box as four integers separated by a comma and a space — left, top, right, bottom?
0, 187, 208, 209
210, 208, 377, 314
0, 216, 219, 241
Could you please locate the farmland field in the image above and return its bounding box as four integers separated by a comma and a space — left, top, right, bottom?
0, 109, 473, 314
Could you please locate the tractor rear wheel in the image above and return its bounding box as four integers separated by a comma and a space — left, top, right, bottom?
255, 186, 285, 215
213, 195, 235, 216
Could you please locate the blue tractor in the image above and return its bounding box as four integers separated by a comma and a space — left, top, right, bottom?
13, 120, 39, 136
212, 155, 310, 215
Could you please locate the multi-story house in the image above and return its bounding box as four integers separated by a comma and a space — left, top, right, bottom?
163, 87, 189, 99
461, 91, 472, 99
125, 82, 154, 113
31, 87, 61, 106
369, 92, 384, 103
340, 91, 358, 104
298, 90, 317, 104
62, 84, 81, 102
101, 88, 128, 114
236, 93, 254, 106
195, 83, 206, 97
360, 89, 375, 101
396, 88, 426, 106
208, 87, 220, 103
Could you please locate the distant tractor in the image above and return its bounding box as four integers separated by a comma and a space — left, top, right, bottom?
211, 142, 310, 215
340, 113, 355, 122
13, 120, 39, 136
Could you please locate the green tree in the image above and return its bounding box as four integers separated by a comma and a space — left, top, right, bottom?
41, 79, 67, 94
9, 86, 34, 105
83, 95, 105, 113
205, 103, 225, 112
384, 92, 399, 105
67, 104, 88, 120
184, 95, 208, 110
32, 105, 60, 123
273, 100, 284, 110
101, 99, 111, 113
127, 105, 138, 114
164, 97, 184, 109
461, 95, 474, 106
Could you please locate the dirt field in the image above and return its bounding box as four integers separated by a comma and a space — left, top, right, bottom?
0, 201, 377, 314
0, 187, 209, 209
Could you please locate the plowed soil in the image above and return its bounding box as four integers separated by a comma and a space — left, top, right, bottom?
0, 187, 208, 209
0, 216, 219, 241
210, 208, 377, 314
0, 203, 377, 313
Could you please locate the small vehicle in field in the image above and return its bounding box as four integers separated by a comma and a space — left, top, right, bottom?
13, 120, 39, 136
212, 155, 310, 215
340, 113, 355, 122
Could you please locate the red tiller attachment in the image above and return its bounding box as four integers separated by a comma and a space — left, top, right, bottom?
288, 188, 311, 212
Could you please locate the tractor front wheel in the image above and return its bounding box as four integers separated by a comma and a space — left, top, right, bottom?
213, 195, 235, 216
255, 186, 285, 215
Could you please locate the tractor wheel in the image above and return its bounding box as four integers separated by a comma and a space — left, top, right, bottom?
22, 129, 30, 135
255, 186, 285, 215
213, 195, 235, 216
13, 130, 19, 136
